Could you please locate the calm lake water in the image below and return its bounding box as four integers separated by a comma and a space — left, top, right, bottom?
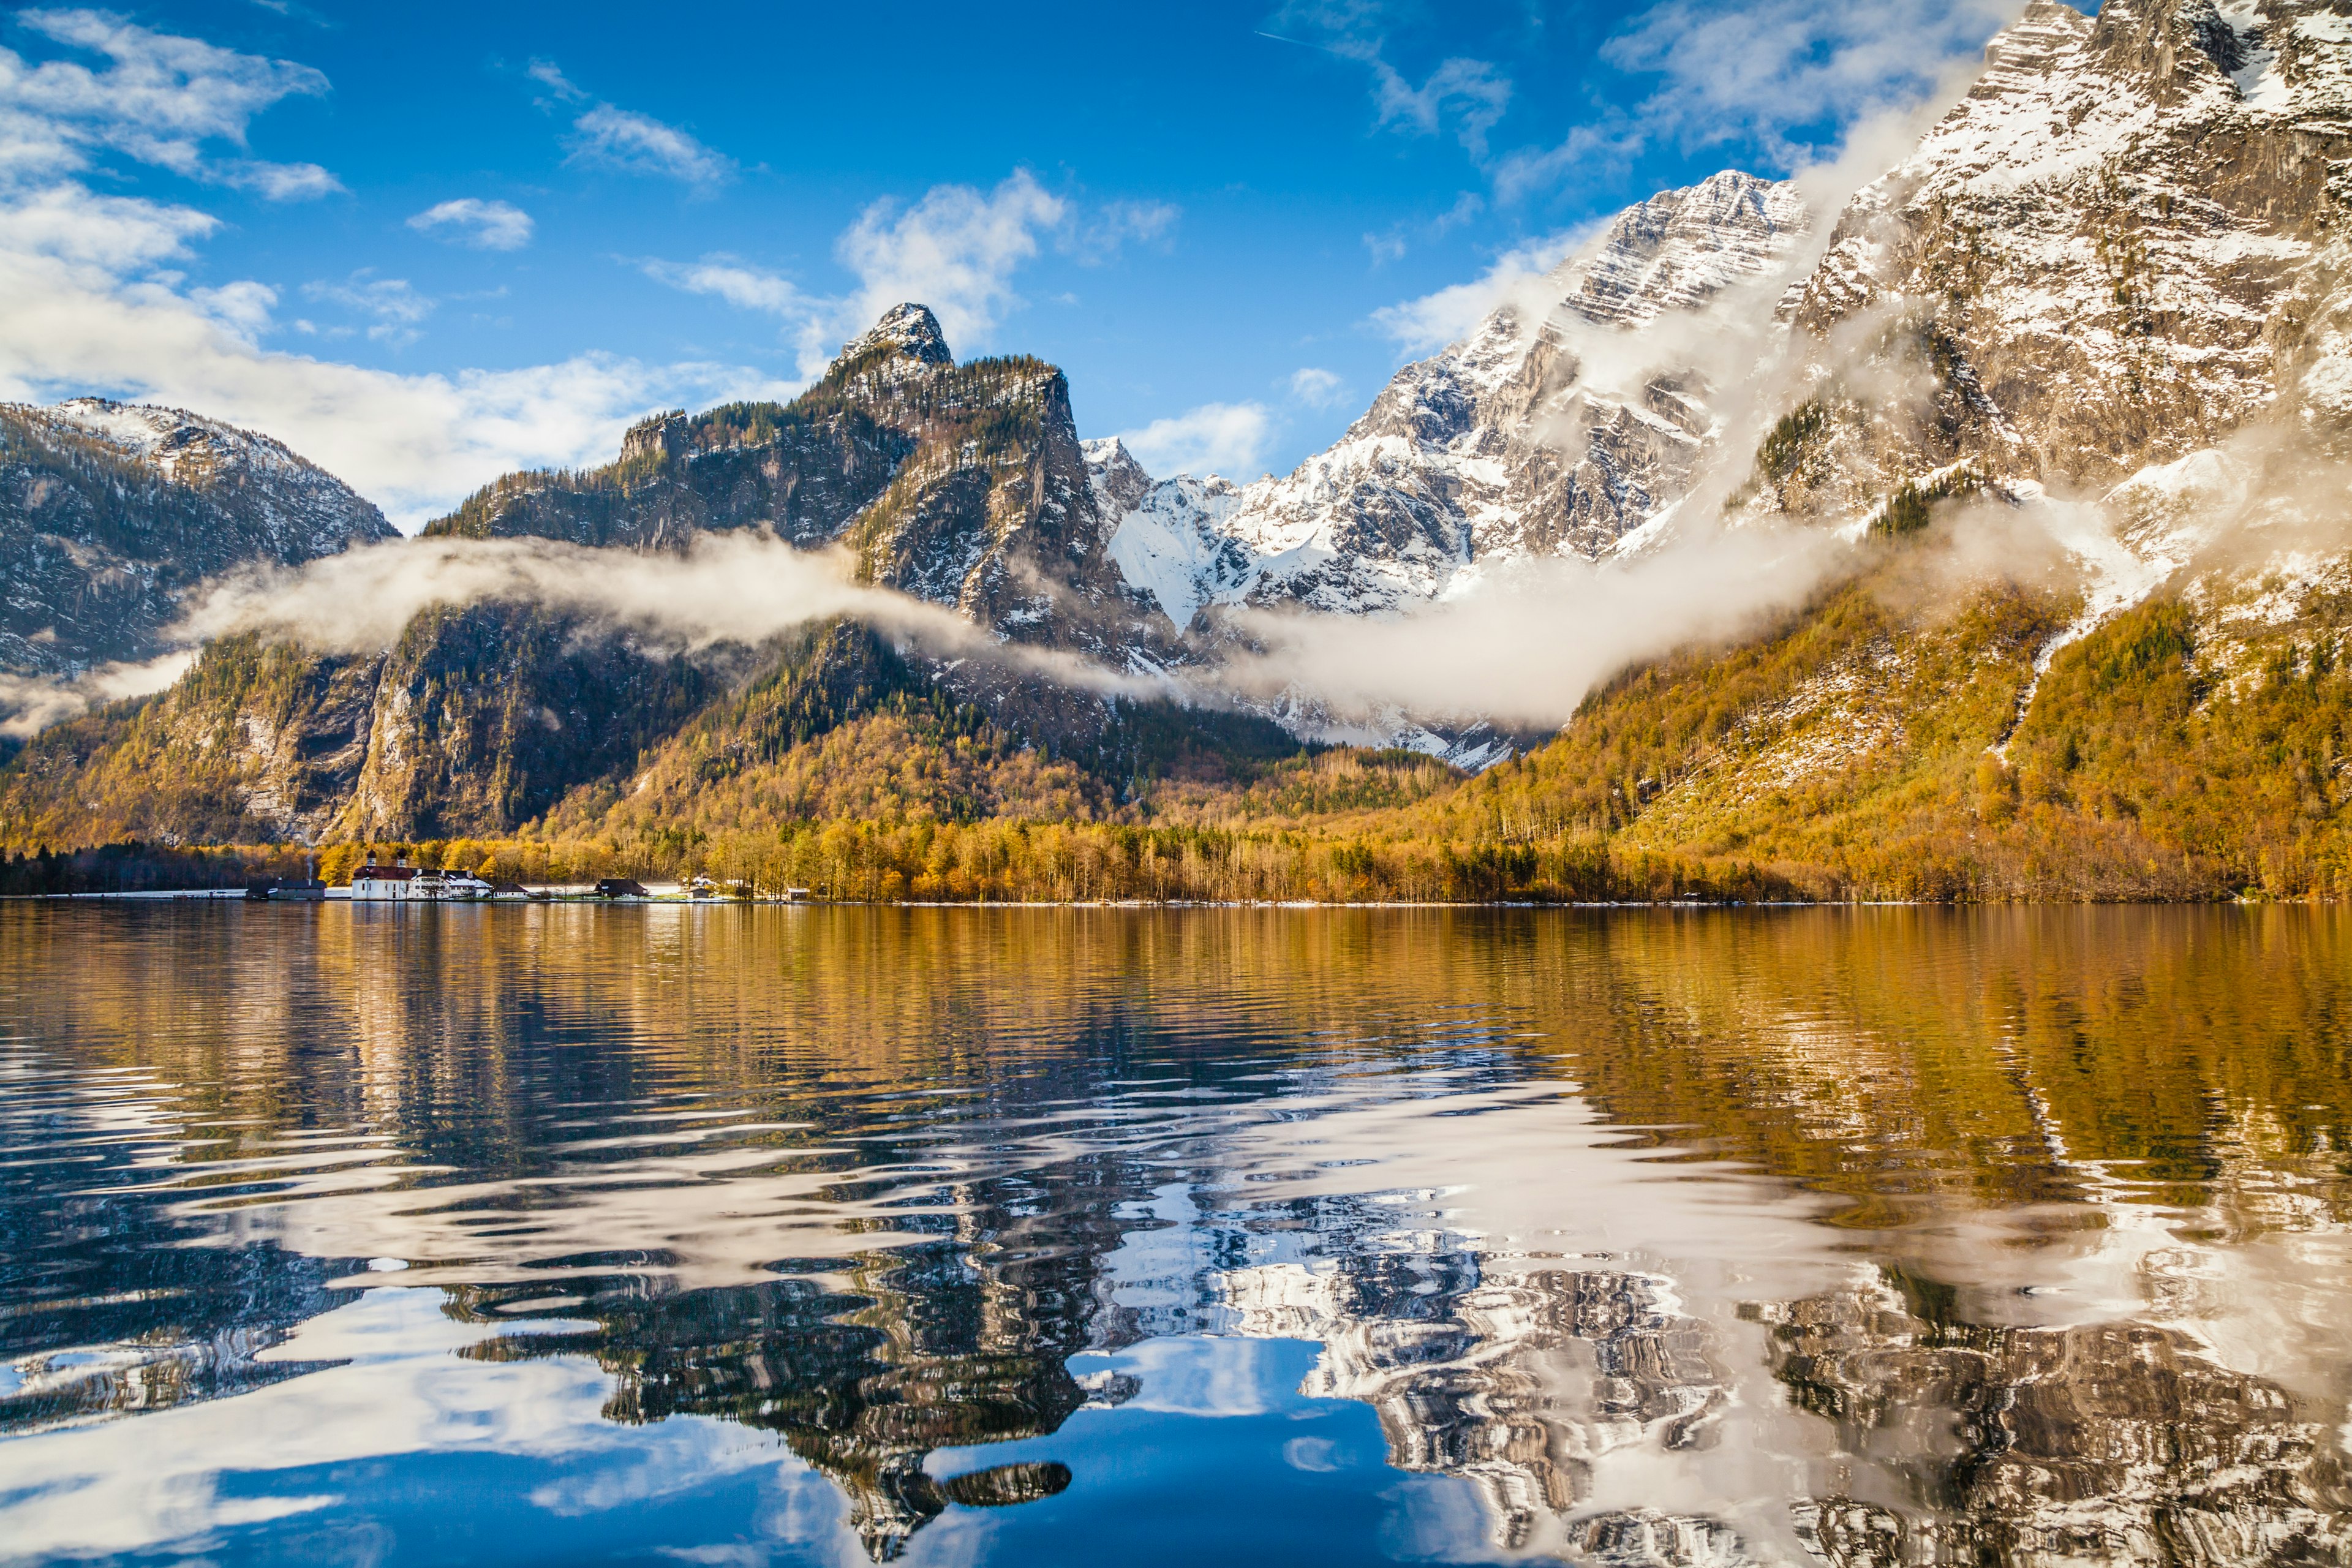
2, 904, 2348, 1567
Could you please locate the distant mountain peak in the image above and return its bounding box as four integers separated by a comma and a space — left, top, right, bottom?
830, 303, 954, 376
1, 397, 395, 684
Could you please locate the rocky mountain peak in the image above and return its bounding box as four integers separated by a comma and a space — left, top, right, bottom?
40, 398, 382, 505
829, 303, 954, 377
1550, 168, 1809, 330
1087, 167, 1811, 653
3, 398, 396, 682
1078, 437, 1153, 517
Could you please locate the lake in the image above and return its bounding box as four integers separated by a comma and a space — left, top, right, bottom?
2, 903, 2348, 1566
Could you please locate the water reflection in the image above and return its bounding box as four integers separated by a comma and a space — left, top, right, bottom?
1, 905, 2347, 1565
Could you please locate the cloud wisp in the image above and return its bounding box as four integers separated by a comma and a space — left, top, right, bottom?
176, 532, 1174, 703
0, 20, 794, 529
526, 58, 734, 187
1493, 0, 2013, 199
642, 170, 1165, 375
1115, 402, 1275, 478
1286, 367, 1348, 410
301, 270, 435, 344
1264, 1, 1515, 159
1212, 527, 1838, 728
1599, 0, 2015, 162
1369, 227, 1590, 353
0, 650, 195, 739
407, 197, 533, 251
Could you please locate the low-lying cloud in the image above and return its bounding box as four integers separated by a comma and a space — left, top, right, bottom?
176, 532, 1171, 702
0, 650, 195, 739
1213, 524, 1841, 728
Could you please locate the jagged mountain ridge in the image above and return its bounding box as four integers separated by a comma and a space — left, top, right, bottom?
0, 307, 1237, 845
1, 398, 395, 677
1769, 0, 2352, 513
6, 0, 2352, 889
428, 304, 1158, 663
1091, 170, 1812, 627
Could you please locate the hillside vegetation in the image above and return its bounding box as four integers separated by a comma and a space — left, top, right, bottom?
65, 525, 2332, 906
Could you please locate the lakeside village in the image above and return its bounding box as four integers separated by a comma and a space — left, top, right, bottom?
246, 850, 804, 905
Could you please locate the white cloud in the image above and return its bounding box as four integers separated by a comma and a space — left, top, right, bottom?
0, 24, 792, 533
1286, 367, 1346, 409
835, 170, 1066, 357
1265, 1, 1512, 159
1116, 402, 1273, 478
1600, 0, 2011, 157
1492, 120, 1646, 206
407, 197, 533, 251
1369, 230, 1586, 354
526, 57, 731, 186
0, 9, 340, 197
524, 58, 587, 103
567, 102, 732, 186
1362, 190, 1482, 265
643, 170, 1078, 375
1487, 0, 2011, 197
302, 270, 434, 344
0, 179, 215, 267
1371, 56, 1512, 157
0, 181, 792, 528
1066, 198, 1181, 262
637, 254, 814, 317
1216, 529, 1837, 726
0, 650, 193, 739
189, 279, 277, 341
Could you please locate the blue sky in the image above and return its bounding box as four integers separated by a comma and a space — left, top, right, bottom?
0, 0, 2019, 525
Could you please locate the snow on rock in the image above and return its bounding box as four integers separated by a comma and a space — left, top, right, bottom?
37, 398, 395, 562
2, 397, 396, 680
1085, 438, 1250, 630
829, 301, 954, 375
1090, 170, 1811, 627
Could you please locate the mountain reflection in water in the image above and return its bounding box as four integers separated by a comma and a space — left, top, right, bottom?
1, 905, 2347, 1566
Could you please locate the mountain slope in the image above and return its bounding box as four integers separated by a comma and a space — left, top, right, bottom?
1361, 0, 2352, 899
7, 0, 2352, 897
0, 308, 1245, 847
1, 399, 395, 677
1095, 171, 1812, 625
428, 305, 1159, 663
1762, 0, 2352, 521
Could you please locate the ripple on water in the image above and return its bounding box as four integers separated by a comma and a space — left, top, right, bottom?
0, 903, 2348, 1566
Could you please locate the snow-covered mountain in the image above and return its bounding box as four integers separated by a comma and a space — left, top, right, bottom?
1770, 0, 2352, 515
1, 398, 394, 677
1092, 171, 1812, 628
1741, 0, 2352, 668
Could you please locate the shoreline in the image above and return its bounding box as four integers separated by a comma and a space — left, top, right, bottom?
7, 892, 2322, 909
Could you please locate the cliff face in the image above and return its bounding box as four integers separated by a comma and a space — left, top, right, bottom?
0, 612, 716, 845
425, 304, 1156, 659
1765, 0, 2352, 517
0, 399, 394, 677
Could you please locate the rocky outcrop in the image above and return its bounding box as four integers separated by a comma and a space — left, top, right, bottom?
1, 307, 1197, 843
1765, 0, 2352, 515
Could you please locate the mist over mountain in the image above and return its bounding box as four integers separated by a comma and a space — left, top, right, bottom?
5, 0, 2351, 901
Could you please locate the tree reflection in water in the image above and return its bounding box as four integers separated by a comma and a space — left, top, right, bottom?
0, 905, 2346, 1564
